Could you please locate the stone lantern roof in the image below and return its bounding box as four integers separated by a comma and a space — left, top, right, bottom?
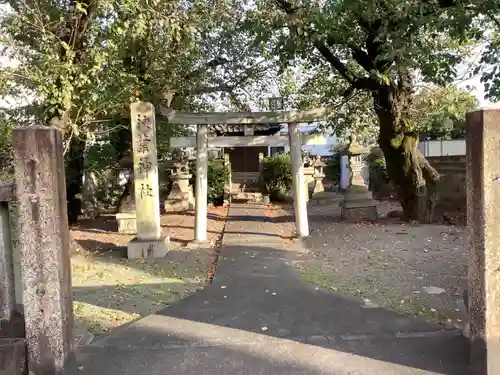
312, 155, 326, 168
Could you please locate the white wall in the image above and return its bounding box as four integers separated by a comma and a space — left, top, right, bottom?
418, 140, 466, 157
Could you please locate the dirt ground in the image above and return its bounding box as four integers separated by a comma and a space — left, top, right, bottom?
267, 200, 468, 329
70, 206, 228, 341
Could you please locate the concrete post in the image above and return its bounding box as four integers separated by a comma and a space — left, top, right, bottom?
466, 109, 500, 374
288, 123, 309, 237
194, 124, 208, 242
127, 101, 169, 259
12, 126, 75, 375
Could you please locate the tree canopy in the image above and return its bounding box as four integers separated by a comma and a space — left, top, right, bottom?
0, 0, 498, 222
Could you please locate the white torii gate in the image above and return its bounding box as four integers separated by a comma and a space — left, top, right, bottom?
159, 106, 331, 242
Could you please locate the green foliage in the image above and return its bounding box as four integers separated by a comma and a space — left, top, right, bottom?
469, 0, 500, 101
0, 110, 14, 180
0, 0, 277, 143
366, 149, 393, 197
262, 153, 292, 202
207, 158, 230, 205
411, 85, 478, 140
247, 0, 483, 140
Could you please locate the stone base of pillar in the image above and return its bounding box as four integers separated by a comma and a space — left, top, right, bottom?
116, 212, 137, 234
127, 236, 169, 259
186, 239, 214, 249
308, 191, 342, 206
340, 199, 378, 221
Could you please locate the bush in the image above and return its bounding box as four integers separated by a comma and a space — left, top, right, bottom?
190, 157, 230, 205
262, 153, 292, 202
366, 148, 394, 198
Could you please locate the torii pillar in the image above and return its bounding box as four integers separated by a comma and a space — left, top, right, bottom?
289, 122, 309, 237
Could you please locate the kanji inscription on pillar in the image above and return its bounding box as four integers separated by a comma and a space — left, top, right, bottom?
130, 102, 161, 240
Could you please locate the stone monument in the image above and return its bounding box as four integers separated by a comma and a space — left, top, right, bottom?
127, 102, 169, 259
12, 127, 76, 374
164, 153, 195, 212
340, 139, 378, 221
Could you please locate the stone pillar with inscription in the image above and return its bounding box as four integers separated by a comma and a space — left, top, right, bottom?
466, 108, 500, 375
12, 127, 75, 374
340, 141, 378, 221
127, 102, 169, 259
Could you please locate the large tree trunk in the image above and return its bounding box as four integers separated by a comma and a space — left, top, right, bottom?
372, 86, 440, 223
65, 136, 86, 225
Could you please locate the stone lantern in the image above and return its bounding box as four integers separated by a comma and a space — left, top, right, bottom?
164, 155, 195, 212
116, 153, 137, 234
340, 138, 378, 221
311, 155, 326, 196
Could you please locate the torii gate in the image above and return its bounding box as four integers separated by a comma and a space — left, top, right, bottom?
159, 106, 331, 242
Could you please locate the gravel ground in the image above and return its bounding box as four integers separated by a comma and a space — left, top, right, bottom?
70, 206, 228, 342
270, 200, 468, 328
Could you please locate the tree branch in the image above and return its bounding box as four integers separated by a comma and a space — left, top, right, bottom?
274, 0, 363, 85
312, 40, 357, 84
182, 57, 229, 81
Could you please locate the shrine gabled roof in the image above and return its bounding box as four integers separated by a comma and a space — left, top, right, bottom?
209, 123, 282, 136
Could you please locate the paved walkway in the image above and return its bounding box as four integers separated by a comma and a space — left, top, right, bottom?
72, 203, 470, 375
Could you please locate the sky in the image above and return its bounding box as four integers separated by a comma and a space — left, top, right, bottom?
0, 1, 498, 111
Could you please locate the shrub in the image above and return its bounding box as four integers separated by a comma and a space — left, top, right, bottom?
366, 148, 394, 198
262, 153, 292, 202
190, 157, 230, 205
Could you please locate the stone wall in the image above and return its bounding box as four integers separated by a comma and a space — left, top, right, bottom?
370, 155, 467, 215
427, 155, 466, 214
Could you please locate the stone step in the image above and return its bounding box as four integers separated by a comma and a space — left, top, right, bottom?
230, 192, 264, 203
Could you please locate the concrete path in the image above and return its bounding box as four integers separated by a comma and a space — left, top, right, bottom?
72, 203, 471, 375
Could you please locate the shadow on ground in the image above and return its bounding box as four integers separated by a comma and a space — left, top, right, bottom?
75, 243, 470, 375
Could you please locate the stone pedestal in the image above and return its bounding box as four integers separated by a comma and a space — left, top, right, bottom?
341, 147, 378, 221
116, 180, 136, 234
127, 236, 169, 259
116, 212, 136, 234
164, 159, 194, 212
466, 109, 500, 374
128, 102, 168, 259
